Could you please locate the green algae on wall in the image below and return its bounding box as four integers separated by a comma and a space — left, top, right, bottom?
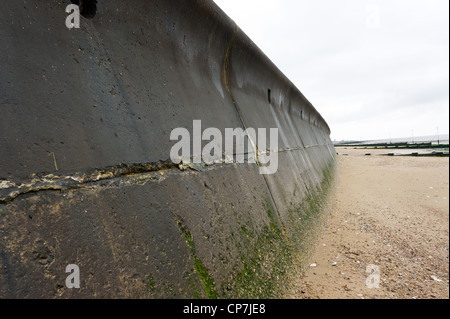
175, 216, 219, 299
219, 160, 337, 299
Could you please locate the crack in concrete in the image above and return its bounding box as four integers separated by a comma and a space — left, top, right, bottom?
219, 22, 285, 231
0, 160, 178, 204
0, 154, 263, 203
0, 144, 321, 204
221, 22, 261, 165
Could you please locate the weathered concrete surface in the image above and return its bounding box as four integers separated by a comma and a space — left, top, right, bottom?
0, 0, 335, 298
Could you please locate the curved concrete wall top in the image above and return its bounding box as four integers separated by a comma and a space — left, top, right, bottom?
1, 0, 236, 180
0, 0, 335, 298
228, 23, 331, 135
0, 0, 331, 181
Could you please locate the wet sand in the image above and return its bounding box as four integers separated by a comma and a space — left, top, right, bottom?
293, 148, 449, 299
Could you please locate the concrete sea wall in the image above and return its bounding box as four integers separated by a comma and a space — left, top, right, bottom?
0, 0, 335, 298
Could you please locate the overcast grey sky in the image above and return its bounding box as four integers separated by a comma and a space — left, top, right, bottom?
213, 0, 449, 141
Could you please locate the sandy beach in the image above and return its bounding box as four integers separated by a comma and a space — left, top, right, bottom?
294, 147, 449, 299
